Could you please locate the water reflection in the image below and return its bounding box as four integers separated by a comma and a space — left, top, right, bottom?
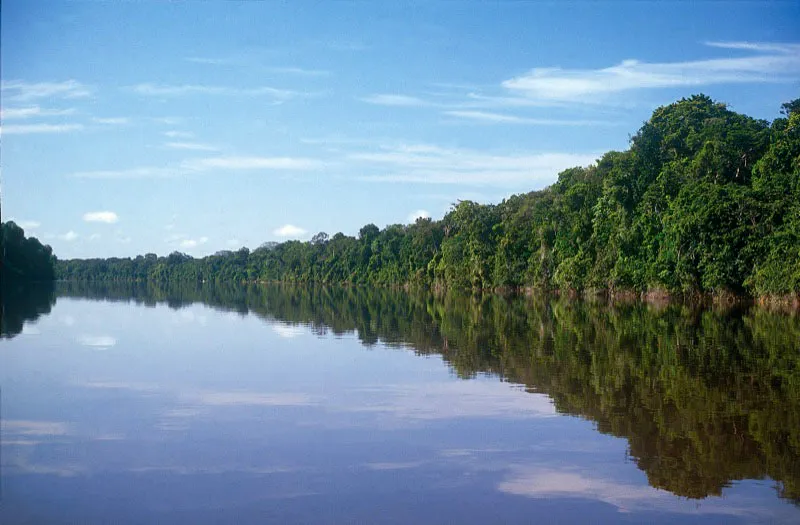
2, 281, 799, 521
0, 282, 55, 339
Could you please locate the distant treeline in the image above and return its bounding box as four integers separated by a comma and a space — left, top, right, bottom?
57, 95, 800, 299
1, 221, 57, 284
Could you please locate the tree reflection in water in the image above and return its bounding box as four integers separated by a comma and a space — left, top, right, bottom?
15, 282, 797, 503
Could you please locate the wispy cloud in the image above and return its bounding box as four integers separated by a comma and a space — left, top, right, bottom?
60, 231, 79, 242
91, 117, 129, 125
498, 468, 668, 512
273, 224, 307, 238
4, 420, 70, 436
497, 467, 775, 518
163, 130, 193, 138
191, 390, 318, 407
1, 80, 92, 101
129, 83, 301, 99
348, 381, 556, 421
72, 155, 321, 180
361, 94, 434, 107
180, 237, 208, 249
151, 117, 182, 125
461, 92, 570, 109
77, 335, 117, 348
1, 106, 76, 119
272, 324, 307, 339
182, 156, 322, 171
444, 110, 612, 126
165, 141, 219, 152
350, 143, 598, 186
186, 56, 330, 76
186, 56, 236, 65
83, 211, 119, 224
73, 167, 183, 179
268, 66, 330, 77
1, 123, 83, 135
704, 41, 800, 53
324, 39, 368, 52
503, 41, 800, 102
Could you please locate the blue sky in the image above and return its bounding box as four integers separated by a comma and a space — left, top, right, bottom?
2, 1, 798, 259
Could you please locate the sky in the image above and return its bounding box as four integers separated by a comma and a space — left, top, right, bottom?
1, 1, 798, 259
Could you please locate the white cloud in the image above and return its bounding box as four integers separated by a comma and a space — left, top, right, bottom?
361, 94, 433, 107
0, 106, 76, 119
407, 209, 431, 222
180, 237, 209, 249
273, 224, 307, 238
350, 143, 598, 186
152, 117, 182, 125
186, 56, 235, 65
496, 467, 778, 518
444, 110, 611, 126
1, 123, 83, 135
77, 335, 117, 348
191, 390, 318, 407
272, 324, 307, 339
72, 167, 182, 179
83, 211, 119, 224
91, 117, 129, 125
498, 469, 668, 512
503, 42, 800, 102
704, 41, 800, 53
164, 141, 219, 152
461, 92, 569, 109
1, 80, 91, 101
60, 231, 79, 242
163, 130, 193, 138
348, 381, 556, 421
88, 233, 102, 241
3, 420, 70, 436
129, 83, 299, 99
364, 461, 425, 471
268, 66, 330, 77
182, 156, 321, 171
185, 55, 330, 76
73, 156, 321, 179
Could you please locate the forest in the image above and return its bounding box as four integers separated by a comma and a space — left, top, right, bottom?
11, 94, 800, 300
0, 220, 57, 284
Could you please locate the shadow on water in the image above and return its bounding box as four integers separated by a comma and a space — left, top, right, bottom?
25, 281, 800, 504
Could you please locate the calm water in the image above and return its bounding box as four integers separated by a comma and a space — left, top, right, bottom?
1, 283, 799, 524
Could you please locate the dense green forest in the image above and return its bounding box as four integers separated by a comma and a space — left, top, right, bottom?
56, 281, 800, 502
50, 95, 800, 299
0, 221, 57, 284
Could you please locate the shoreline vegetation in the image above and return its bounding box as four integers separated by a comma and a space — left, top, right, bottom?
3, 95, 799, 307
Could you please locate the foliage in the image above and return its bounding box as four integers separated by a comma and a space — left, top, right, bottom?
1, 221, 57, 284
56, 95, 800, 298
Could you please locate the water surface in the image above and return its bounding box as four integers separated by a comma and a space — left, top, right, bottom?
1, 283, 798, 523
